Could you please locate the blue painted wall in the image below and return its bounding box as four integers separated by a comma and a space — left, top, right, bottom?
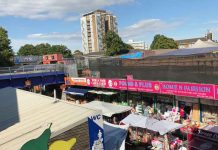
0, 71, 65, 88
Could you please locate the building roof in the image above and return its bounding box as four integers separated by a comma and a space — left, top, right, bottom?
154, 47, 218, 57
0, 87, 100, 150
176, 37, 207, 44
83, 9, 108, 17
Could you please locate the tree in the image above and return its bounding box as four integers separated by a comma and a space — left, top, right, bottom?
35, 43, 51, 55
103, 31, 133, 56
17, 44, 36, 56
73, 50, 83, 56
18, 43, 73, 58
150, 34, 178, 50
0, 27, 14, 66
50, 45, 72, 58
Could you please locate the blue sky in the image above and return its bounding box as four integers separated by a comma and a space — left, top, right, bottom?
1, 0, 218, 52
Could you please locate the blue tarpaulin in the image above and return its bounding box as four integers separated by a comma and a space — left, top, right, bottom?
64, 87, 90, 96
119, 52, 143, 59
104, 122, 128, 150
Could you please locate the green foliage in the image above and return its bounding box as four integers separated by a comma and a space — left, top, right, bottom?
18, 43, 73, 58
0, 27, 14, 66
17, 44, 36, 56
103, 31, 133, 56
150, 34, 178, 50
73, 50, 83, 56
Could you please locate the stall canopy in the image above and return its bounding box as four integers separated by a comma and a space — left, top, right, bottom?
120, 114, 145, 126
120, 114, 184, 135
104, 121, 129, 150
150, 120, 184, 135
63, 87, 90, 96
88, 90, 117, 95
83, 101, 131, 117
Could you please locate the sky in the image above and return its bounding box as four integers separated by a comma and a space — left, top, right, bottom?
1, 0, 218, 53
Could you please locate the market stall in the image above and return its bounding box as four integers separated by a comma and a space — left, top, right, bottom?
63, 87, 90, 104
120, 114, 185, 150
83, 101, 132, 124
88, 90, 118, 103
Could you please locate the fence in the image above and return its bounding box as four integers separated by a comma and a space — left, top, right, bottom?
0, 64, 64, 76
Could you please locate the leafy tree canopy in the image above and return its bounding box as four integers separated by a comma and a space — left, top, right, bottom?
103, 31, 133, 56
0, 27, 14, 66
18, 43, 73, 58
73, 50, 83, 56
150, 34, 178, 50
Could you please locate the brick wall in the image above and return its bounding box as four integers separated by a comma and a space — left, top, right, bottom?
49, 121, 90, 150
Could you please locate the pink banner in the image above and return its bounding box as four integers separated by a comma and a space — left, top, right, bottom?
86, 78, 121, 90
85, 77, 217, 100
160, 82, 214, 99
214, 85, 218, 100
86, 78, 160, 93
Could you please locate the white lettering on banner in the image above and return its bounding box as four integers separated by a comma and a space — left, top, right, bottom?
89, 114, 103, 128
90, 114, 101, 121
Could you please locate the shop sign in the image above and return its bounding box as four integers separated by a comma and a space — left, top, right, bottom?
86, 78, 120, 89
65, 77, 87, 86
214, 85, 218, 100
160, 82, 214, 99
88, 113, 104, 150
86, 78, 160, 93
197, 129, 218, 141
120, 80, 160, 93
72, 77, 218, 100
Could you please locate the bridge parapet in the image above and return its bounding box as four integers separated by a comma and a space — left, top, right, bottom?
0, 64, 64, 76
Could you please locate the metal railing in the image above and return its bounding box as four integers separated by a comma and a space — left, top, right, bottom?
0, 64, 64, 76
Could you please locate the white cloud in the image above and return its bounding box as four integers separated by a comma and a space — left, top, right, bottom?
65, 16, 80, 22
11, 32, 82, 52
120, 19, 181, 39
27, 32, 81, 41
0, 0, 134, 20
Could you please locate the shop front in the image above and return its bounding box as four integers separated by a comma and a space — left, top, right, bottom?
156, 94, 175, 114
201, 99, 218, 124
176, 96, 200, 123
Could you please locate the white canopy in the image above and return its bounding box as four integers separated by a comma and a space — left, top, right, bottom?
83, 101, 131, 117
120, 114, 184, 135
150, 120, 184, 135
134, 117, 159, 129
120, 114, 145, 126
